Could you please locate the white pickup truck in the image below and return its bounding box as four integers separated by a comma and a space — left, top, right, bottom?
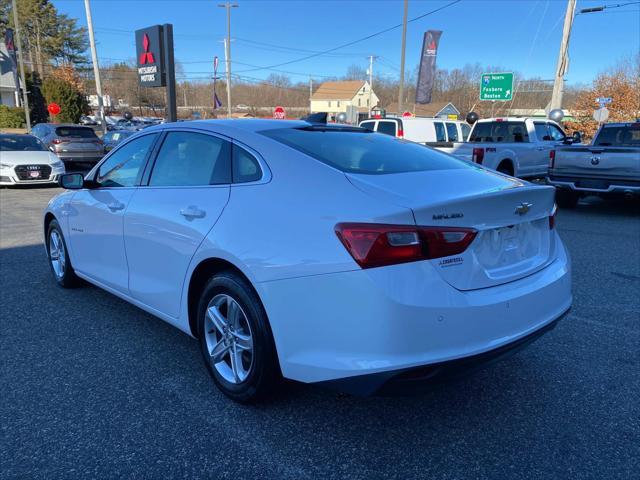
548, 122, 640, 207
436, 117, 576, 179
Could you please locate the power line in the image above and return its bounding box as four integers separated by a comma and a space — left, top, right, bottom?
235, 0, 463, 73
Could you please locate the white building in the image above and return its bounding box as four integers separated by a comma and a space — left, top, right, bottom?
0, 42, 19, 107
311, 80, 379, 120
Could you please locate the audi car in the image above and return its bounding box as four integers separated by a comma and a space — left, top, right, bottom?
43, 120, 572, 402
0, 134, 65, 186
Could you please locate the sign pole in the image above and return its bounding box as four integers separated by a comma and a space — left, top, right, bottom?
163, 24, 177, 122
11, 0, 30, 131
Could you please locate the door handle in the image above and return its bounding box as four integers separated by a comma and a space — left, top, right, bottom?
107, 201, 125, 211
180, 206, 206, 219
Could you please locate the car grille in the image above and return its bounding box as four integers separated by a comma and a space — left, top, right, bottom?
14, 165, 52, 181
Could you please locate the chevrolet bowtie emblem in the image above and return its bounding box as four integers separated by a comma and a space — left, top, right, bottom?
515, 202, 533, 215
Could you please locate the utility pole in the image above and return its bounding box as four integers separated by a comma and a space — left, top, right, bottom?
398, 0, 408, 113
11, 0, 30, 131
367, 55, 377, 115
550, 0, 576, 111
219, 2, 238, 119
309, 76, 313, 113
84, 0, 106, 136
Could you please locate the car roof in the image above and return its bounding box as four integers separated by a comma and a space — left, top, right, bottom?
141, 119, 313, 138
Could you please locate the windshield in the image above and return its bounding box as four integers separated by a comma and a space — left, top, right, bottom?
55, 127, 98, 138
0, 135, 47, 152
261, 127, 471, 175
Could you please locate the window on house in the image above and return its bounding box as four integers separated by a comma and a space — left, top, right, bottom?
337, 101, 340, 107
328, 101, 332, 107
358, 99, 361, 106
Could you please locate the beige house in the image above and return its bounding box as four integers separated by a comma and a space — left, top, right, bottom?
311, 80, 379, 119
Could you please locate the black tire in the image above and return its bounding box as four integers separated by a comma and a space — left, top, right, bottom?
197, 270, 280, 403
556, 189, 580, 208
46, 219, 82, 288
497, 161, 514, 176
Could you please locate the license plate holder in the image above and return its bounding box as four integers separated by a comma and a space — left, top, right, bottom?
576, 179, 608, 190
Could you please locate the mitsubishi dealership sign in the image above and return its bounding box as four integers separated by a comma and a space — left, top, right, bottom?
135, 25, 166, 87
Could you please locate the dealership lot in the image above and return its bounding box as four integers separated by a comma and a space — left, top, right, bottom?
1, 187, 638, 479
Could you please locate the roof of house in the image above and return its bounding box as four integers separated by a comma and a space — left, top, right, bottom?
311, 80, 366, 101
385, 101, 459, 117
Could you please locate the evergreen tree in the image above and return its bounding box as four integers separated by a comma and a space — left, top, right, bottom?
41, 76, 85, 123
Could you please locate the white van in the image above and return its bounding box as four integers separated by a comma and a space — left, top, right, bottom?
359, 117, 471, 146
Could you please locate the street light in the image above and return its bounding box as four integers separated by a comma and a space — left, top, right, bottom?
579, 1, 640, 14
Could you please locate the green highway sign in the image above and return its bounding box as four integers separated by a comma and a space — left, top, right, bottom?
480, 72, 514, 101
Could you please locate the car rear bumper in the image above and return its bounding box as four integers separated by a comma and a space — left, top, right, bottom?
548, 175, 640, 194
258, 232, 572, 387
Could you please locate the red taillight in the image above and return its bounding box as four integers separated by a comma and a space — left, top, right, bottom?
472, 147, 485, 164
51, 138, 64, 145
335, 223, 477, 269
549, 205, 557, 229
549, 149, 556, 169
397, 129, 404, 139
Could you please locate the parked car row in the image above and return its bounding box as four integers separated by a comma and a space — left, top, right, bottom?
44, 119, 571, 402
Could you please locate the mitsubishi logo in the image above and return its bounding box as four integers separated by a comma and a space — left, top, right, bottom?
515, 202, 533, 215
139, 34, 155, 64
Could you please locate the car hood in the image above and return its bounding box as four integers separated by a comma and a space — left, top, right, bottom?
0, 151, 61, 166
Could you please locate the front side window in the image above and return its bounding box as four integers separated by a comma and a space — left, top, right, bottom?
97, 134, 158, 187
149, 131, 231, 186
376, 121, 397, 136
434, 122, 446, 142
445, 123, 459, 142
534, 123, 551, 141
548, 123, 566, 141
460, 123, 471, 141
261, 126, 471, 175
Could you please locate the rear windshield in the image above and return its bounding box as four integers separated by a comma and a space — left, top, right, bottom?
594, 125, 640, 146
55, 127, 98, 138
0, 135, 46, 151
470, 121, 529, 143
261, 127, 470, 175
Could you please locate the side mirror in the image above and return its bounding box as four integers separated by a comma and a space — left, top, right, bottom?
572, 131, 582, 144
59, 173, 85, 190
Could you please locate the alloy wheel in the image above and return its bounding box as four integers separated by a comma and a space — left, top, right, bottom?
49, 230, 66, 279
204, 294, 254, 384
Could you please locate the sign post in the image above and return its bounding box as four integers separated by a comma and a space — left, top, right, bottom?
480, 72, 514, 101
135, 24, 177, 122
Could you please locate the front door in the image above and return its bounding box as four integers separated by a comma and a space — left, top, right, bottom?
67, 133, 158, 292
124, 130, 232, 318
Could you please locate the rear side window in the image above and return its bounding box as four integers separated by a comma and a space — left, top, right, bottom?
55, 127, 97, 138
360, 121, 375, 131
149, 131, 231, 186
434, 122, 446, 142
261, 127, 470, 175
445, 123, 458, 142
470, 121, 529, 143
595, 125, 640, 146
376, 121, 397, 136
232, 144, 262, 183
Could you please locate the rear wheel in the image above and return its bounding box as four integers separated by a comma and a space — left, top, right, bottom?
197, 271, 280, 403
496, 161, 514, 176
47, 219, 81, 288
556, 189, 580, 208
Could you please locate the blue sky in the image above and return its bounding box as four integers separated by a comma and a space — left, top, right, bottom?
54, 0, 640, 85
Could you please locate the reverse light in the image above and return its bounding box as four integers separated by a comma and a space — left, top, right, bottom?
335, 223, 477, 269
549, 149, 556, 168
472, 147, 485, 164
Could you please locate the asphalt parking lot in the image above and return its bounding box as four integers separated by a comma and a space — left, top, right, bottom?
1, 187, 638, 479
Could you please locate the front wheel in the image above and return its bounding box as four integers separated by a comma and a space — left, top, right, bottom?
47, 219, 81, 288
197, 271, 280, 403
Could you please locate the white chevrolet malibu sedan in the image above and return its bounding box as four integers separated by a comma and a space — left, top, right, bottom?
44, 120, 572, 402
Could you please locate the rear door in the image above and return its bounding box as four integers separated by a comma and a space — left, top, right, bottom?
123, 129, 232, 318
376, 120, 398, 137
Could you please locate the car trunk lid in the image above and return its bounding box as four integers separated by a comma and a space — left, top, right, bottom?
346, 168, 557, 290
